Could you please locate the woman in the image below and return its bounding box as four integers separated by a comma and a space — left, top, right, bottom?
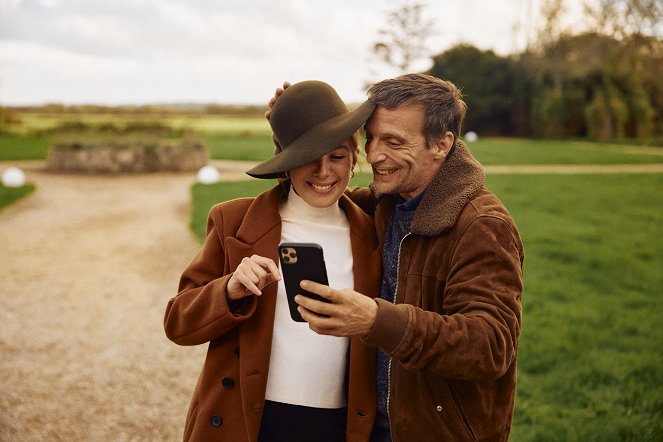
164, 80, 380, 442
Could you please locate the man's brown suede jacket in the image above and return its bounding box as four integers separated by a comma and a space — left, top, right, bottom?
353, 140, 524, 442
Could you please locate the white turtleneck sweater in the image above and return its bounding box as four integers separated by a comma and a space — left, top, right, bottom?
264, 187, 353, 409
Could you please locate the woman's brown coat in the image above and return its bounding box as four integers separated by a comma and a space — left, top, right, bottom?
164, 185, 381, 441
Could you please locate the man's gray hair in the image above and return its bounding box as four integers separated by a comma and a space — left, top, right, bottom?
367, 73, 467, 148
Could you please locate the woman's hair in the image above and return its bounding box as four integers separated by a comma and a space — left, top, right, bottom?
349, 132, 360, 167
367, 73, 467, 148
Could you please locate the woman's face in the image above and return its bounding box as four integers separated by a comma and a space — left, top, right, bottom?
289, 139, 355, 209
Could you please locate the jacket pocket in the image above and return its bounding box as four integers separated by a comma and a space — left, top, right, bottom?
446, 381, 477, 441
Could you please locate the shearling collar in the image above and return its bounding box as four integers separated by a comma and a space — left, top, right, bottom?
410, 139, 485, 236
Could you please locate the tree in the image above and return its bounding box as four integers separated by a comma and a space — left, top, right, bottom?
373, 0, 662, 140
370, 1, 435, 76
428, 45, 528, 136
583, 0, 663, 41
538, 0, 568, 49
523, 31, 660, 140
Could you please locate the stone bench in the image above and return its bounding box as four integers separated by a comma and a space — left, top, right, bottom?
47, 137, 208, 173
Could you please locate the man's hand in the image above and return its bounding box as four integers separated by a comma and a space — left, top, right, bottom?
264, 81, 291, 120
295, 280, 378, 337
227, 255, 281, 300
264, 81, 291, 157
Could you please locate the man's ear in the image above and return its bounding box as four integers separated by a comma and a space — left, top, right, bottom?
432, 132, 455, 160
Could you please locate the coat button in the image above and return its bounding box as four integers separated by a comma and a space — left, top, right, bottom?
222, 377, 235, 389
211, 415, 223, 427
436, 405, 443, 412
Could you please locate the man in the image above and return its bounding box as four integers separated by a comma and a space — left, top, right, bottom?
293, 73, 524, 442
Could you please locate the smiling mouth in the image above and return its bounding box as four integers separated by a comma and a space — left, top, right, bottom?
310, 182, 334, 191
374, 167, 398, 176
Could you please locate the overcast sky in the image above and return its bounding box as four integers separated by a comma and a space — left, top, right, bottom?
0, 0, 591, 105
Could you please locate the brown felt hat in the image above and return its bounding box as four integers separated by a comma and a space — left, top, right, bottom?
246, 80, 375, 179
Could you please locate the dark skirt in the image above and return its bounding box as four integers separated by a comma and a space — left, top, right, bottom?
258, 400, 347, 442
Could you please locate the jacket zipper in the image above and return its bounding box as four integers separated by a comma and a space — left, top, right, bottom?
387, 232, 411, 439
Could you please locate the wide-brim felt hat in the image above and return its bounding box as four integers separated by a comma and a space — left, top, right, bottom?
246, 80, 375, 179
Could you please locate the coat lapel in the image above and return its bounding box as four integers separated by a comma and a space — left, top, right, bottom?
339, 193, 380, 296
340, 194, 380, 423
225, 186, 284, 436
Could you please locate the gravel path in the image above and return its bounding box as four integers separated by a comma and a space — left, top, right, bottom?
0, 161, 255, 441
1, 159, 662, 441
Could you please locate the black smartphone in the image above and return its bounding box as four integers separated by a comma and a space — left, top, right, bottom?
278, 242, 330, 322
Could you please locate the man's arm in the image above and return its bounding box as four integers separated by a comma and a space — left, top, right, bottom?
301, 215, 523, 382
365, 216, 523, 381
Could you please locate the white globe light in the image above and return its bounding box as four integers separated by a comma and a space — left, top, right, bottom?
464, 131, 479, 142
196, 165, 221, 185
2, 167, 27, 188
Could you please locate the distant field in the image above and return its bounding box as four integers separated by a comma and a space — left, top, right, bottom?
190, 173, 663, 441
12, 112, 271, 135
3, 112, 662, 163
202, 133, 276, 161
2, 132, 663, 165
202, 132, 663, 164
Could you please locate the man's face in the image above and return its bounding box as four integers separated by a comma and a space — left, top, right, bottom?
364, 104, 445, 200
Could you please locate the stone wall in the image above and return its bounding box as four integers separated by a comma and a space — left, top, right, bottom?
46, 137, 208, 173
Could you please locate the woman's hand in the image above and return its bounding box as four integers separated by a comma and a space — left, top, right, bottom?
227, 255, 281, 301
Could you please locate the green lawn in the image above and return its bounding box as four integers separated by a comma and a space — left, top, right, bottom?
0, 184, 35, 210
191, 180, 275, 243
488, 173, 663, 441
0, 133, 52, 160
190, 172, 663, 441
470, 137, 663, 165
